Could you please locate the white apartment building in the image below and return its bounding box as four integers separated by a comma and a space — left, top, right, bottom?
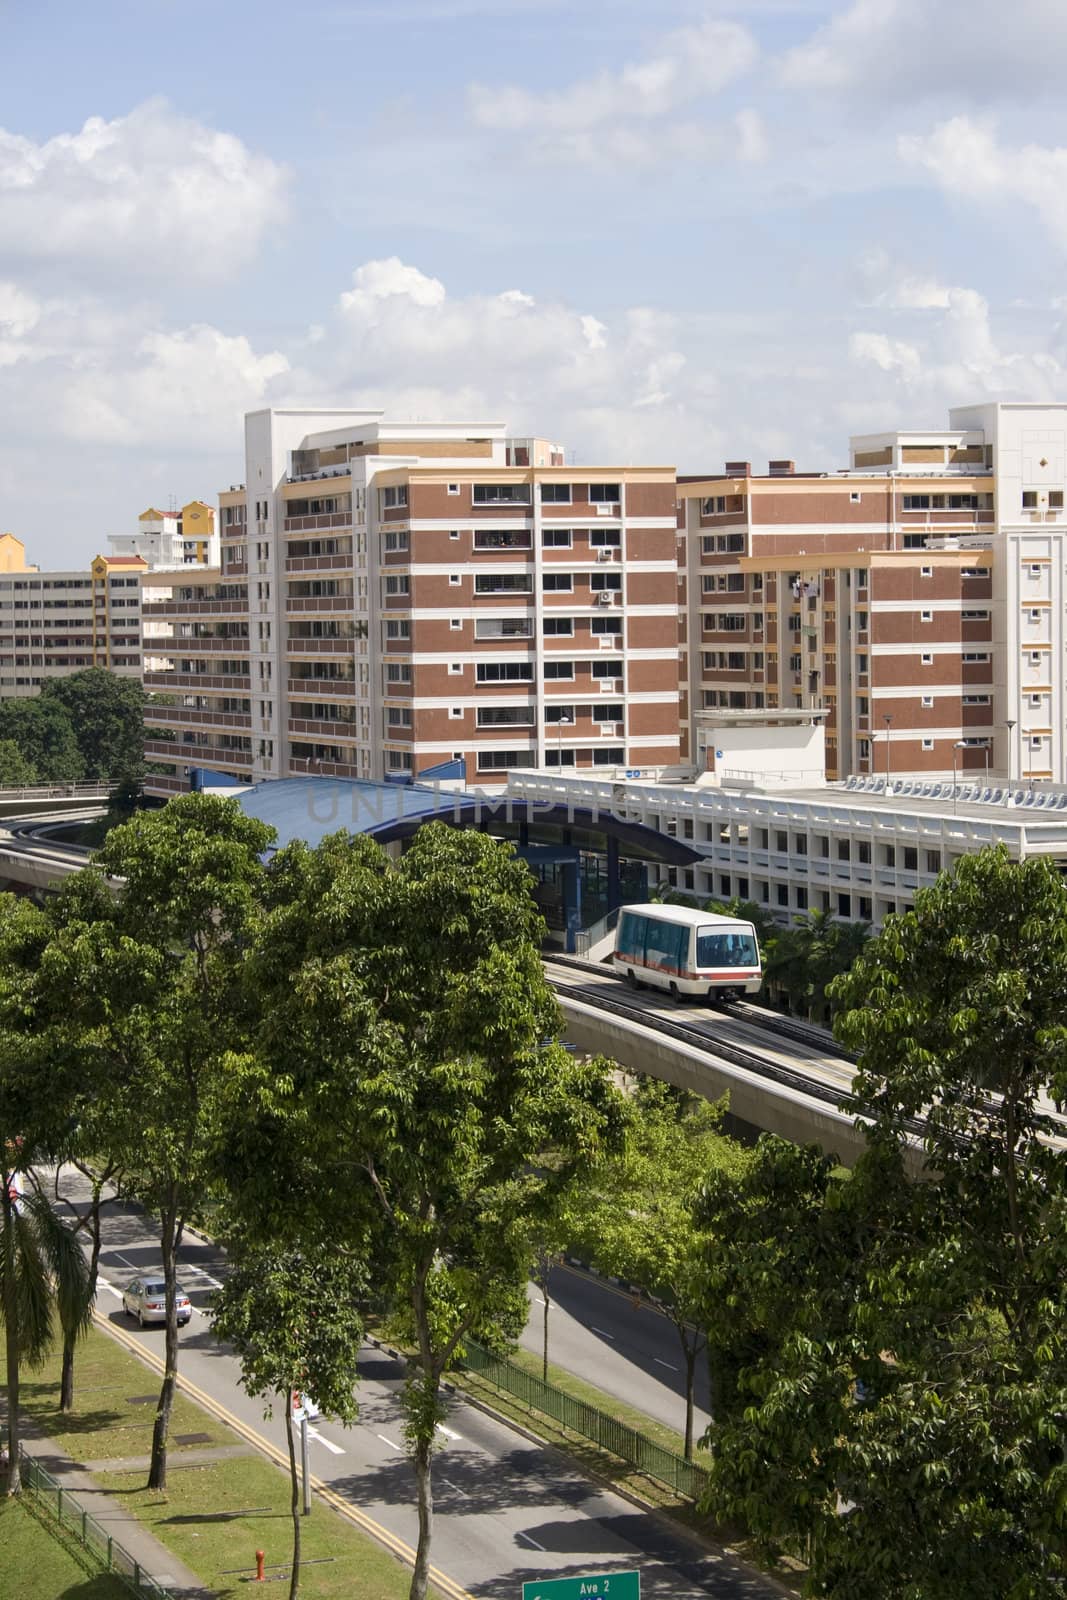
109, 502, 219, 570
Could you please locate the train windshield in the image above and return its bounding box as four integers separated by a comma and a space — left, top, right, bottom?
695, 928, 758, 969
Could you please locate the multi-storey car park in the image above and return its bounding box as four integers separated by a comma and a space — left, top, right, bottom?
143, 408, 682, 797
677, 400, 1067, 788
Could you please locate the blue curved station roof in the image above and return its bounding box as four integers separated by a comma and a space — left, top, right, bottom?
225, 776, 701, 866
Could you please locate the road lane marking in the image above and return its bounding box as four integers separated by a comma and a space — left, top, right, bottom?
653, 1357, 678, 1371
436, 1423, 462, 1441
306, 1427, 345, 1456
96, 1277, 123, 1299
377, 1433, 403, 1451
517, 1531, 547, 1551
589, 1326, 615, 1340
93, 1309, 472, 1600
440, 1477, 469, 1498
113, 1252, 139, 1270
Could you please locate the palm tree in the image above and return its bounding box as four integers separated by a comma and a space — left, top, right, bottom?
1, 1178, 92, 1494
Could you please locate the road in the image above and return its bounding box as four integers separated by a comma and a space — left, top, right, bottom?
520, 1268, 711, 1443
52, 1168, 782, 1600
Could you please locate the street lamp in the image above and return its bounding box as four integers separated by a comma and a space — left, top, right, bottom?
883, 713, 893, 793
952, 740, 967, 814
1004, 718, 1016, 803
556, 712, 573, 770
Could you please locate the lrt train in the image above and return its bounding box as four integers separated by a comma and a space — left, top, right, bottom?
612, 903, 762, 1001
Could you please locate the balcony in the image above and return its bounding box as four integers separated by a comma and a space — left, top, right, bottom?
285, 555, 353, 574
286, 676, 357, 697
285, 594, 355, 613
145, 671, 251, 692
284, 513, 353, 533
145, 707, 251, 730
145, 738, 252, 766
288, 717, 360, 738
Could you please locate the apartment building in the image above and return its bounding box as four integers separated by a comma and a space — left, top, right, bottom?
143, 408, 682, 796
0, 539, 146, 697
678, 401, 1067, 786
109, 501, 219, 569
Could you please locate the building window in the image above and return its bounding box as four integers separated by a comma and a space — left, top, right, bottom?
472, 484, 531, 505
921, 610, 932, 622
921, 653, 933, 665
922, 737, 934, 750
450, 618, 463, 630
1022, 491, 1038, 509
588, 483, 620, 503
449, 529, 460, 540
543, 661, 574, 679
542, 573, 573, 592
921, 566, 933, 577
1050, 491, 1064, 509
449, 575, 461, 586
542, 528, 572, 548
921, 695, 933, 708
380, 485, 408, 511
543, 617, 574, 636
476, 749, 531, 770
850, 492, 861, 504
447, 483, 460, 496
541, 484, 571, 504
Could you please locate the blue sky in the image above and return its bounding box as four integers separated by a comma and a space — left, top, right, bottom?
3, 0, 1067, 563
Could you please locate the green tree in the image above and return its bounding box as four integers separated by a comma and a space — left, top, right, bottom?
222, 824, 625, 1600
699, 847, 1067, 1598
49, 795, 274, 1490
764, 908, 869, 1021
0, 699, 83, 784
0, 893, 94, 1493
0, 740, 38, 787
41, 668, 145, 782
210, 1236, 366, 1600
573, 1080, 751, 1458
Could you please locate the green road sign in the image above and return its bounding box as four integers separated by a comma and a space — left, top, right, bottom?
521, 1572, 639, 1600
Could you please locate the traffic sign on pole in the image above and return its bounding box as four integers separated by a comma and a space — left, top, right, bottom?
521, 1572, 639, 1600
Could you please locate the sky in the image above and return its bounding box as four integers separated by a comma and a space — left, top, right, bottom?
3, 0, 1067, 564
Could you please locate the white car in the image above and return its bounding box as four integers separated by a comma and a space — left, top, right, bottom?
122, 1276, 192, 1328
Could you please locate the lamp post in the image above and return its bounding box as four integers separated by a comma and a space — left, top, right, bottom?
952, 740, 967, 815
556, 712, 573, 770
883, 713, 893, 793
1005, 718, 1016, 803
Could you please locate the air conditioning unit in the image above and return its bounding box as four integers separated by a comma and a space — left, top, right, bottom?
596, 591, 613, 605
596, 548, 612, 562
595, 504, 613, 516
598, 678, 615, 693
599, 723, 616, 737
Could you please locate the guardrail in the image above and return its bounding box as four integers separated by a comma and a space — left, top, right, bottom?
459, 1339, 710, 1502
0, 781, 113, 800
18, 1445, 175, 1598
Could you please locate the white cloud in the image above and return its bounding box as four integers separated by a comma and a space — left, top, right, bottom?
849, 331, 921, 376
781, 0, 1067, 102
899, 117, 1067, 251
466, 19, 757, 165
850, 256, 1062, 399
340, 258, 446, 312
734, 108, 770, 164
0, 100, 288, 283
469, 20, 756, 132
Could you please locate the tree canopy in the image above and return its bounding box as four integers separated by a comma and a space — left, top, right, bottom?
700, 845, 1067, 1599
41, 669, 145, 782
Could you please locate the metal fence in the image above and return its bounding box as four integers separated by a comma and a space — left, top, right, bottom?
19, 1446, 175, 1599
459, 1340, 710, 1502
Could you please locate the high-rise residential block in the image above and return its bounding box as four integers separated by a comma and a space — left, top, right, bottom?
677, 401, 1067, 786
109, 502, 219, 569
143, 409, 682, 795
0, 543, 146, 697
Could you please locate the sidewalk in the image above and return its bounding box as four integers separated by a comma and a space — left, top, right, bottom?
16, 1419, 216, 1600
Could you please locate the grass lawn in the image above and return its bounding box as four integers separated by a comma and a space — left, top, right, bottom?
19, 1324, 443, 1600
20, 1326, 230, 1464
96, 1456, 437, 1600
0, 1496, 130, 1600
